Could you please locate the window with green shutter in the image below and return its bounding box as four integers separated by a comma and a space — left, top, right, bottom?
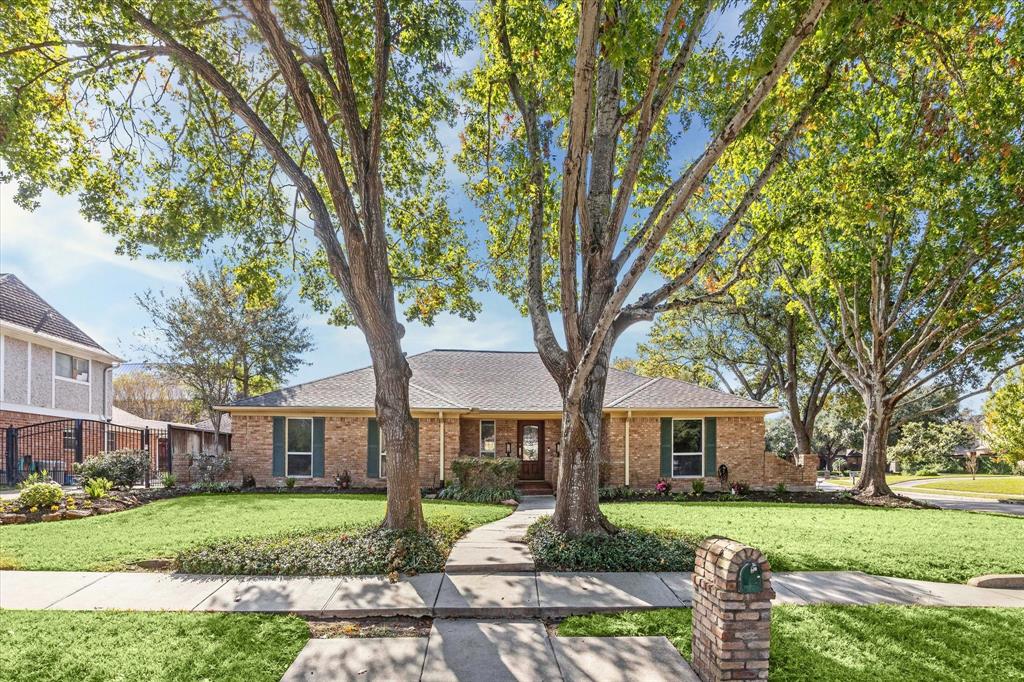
670, 418, 704, 477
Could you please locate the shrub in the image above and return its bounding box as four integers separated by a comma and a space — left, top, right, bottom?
177, 516, 472, 576
189, 450, 230, 485
284, 477, 297, 489
190, 481, 237, 493
84, 477, 113, 499
527, 518, 696, 572
691, 480, 706, 496
730, 481, 751, 495
18, 482, 65, 508
161, 473, 177, 489
241, 473, 257, 489
75, 450, 148, 489
436, 483, 519, 503
450, 457, 519, 488
774, 482, 788, 494
655, 479, 672, 495
599, 486, 643, 502
17, 469, 52, 488
445, 457, 520, 501
831, 458, 850, 474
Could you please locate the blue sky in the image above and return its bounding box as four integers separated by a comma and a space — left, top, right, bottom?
2, 181, 645, 383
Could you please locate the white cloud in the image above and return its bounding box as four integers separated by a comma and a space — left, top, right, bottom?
0, 185, 185, 286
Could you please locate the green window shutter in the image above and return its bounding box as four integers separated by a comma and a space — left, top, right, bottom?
704, 417, 717, 477
660, 417, 673, 478
312, 417, 325, 478
367, 418, 380, 478
272, 417, 285, 477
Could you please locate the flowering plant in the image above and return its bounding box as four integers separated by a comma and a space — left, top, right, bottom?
655, 479, 672, 495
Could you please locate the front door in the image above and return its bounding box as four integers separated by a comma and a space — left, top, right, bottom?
518, 420, 545, 480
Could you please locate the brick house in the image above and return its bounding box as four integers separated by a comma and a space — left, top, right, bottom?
221, 350, 816, 492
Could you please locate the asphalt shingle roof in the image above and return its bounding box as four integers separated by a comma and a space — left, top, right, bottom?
231, 349, 770, 411
0, 273, 109, 352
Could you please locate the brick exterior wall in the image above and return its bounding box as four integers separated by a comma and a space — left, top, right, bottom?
221, 411, 813, 491
602, 415, 816, 491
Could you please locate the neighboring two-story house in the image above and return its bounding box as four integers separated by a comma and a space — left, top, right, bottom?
1, 273, 121, 427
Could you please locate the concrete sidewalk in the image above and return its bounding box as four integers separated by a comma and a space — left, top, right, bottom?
4, 569, 1023, 615
444, 496, 554, 573
281, 620, 698, 681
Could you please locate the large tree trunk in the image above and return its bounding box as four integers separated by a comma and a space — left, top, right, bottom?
366, 334, 425, 532
855, 387, 895, 497
552, 351, 616, 535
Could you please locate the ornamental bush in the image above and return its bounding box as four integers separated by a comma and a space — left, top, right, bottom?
436, 483, 519, 503
17, 482, 65, 508
526, 517, 696, 572
189, 450, 231, 485
439, 457, 520, 502
83, 477, 113, 499
75, 450, 148, 489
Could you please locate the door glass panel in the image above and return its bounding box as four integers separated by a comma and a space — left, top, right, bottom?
522, 425, 540, 461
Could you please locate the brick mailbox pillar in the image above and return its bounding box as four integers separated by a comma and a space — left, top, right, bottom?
691, 536, 774, 681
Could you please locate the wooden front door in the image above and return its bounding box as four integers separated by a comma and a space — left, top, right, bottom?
518, 420, 545, 480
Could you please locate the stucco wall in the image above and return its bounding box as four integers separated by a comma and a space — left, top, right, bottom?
29, 343, 53, 408
3, 336, 28, 403
54, 378, 90, 413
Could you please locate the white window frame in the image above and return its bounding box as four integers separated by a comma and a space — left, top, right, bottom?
104, 429, 117, 452
55, 351, 90, 384
286, 417, 314, 478
479, 420, 496, 457
379, 441, 387, 479
671, 417, 704, 479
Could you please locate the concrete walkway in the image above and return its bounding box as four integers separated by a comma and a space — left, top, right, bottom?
445, 496, 555, 573
4, 569, 1023, 615
281, 620, 698, 681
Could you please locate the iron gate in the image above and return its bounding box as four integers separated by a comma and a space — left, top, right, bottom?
1, 419, 169, 486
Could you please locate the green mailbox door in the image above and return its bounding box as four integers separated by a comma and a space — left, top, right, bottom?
738, 561, 763, 594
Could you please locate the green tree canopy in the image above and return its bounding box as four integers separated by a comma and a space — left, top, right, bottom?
750, 4, 1024, 496
984, 368, 1024, 467
1, 0, 484, 530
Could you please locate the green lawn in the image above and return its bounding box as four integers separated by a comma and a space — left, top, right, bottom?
916, 477, 1024, 498
602, 501, 1024, 582
559, 606, 1024, 682
0, 610, 308, 682
826, 473, 1010, 487
0, 493, 510, 571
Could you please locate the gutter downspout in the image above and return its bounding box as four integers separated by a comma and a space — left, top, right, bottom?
625, 410, 632, 486
438, 411, 445, 486
102, 364, 117, 420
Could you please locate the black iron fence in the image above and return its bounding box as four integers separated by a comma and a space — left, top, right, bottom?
1, 419, 169, 487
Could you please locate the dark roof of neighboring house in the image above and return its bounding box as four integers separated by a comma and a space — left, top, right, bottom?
193, 414, 233, 434
0, 272, 109, 353
229, 349, 771, 412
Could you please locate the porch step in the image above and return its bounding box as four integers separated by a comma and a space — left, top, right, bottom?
517, 480, 553, 495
